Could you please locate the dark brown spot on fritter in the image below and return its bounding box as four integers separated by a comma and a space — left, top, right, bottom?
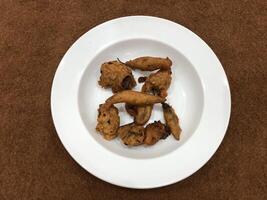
161, 125, 171, 139
138, 76, 147, 83
162, 102, 171, 109
121, 76, 133, 89
151, 87, 160, 95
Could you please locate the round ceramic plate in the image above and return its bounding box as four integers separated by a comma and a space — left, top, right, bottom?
51, 16, 231, 189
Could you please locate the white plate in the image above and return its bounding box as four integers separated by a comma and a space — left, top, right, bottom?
51, 16, 231, 189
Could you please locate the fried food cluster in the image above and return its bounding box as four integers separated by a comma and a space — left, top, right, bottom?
96, 56, 182, 147
125, 69, 172, 125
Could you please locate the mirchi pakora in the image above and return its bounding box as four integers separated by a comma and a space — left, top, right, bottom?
125, 104, 153, 125
134, 105, 153, 125
125, 56, 172, 71
162, 103, 182, 140
124, 81, 154, 125
98, 61, 136, 93
118, 123, 145, 146
105, 90, 165, 107
96, 104, 120, 140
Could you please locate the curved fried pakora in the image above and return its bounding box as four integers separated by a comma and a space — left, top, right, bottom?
118, 123, 145, 146
105, 90, 165, 108
142, 69, 172, 98
96, 104, 120, 140
125, 56, 172, 71
134, 105, 153, 125
125, 104, 153, 125
144, 121, 170, 145
98, 61, 136, 93
162, 103, 181, 140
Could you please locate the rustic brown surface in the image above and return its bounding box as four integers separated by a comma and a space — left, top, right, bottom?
0, 0, 266, 199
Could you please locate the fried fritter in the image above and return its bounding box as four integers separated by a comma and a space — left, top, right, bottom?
96, 104, 120, 140
134, 105, 153, 125
126, 70, 171, 124
105, 90, 165, 108
144, 121, 169, 145
125, 56, 172, 71
142, 69, 172, 98
162, 103, 181, 140
98, 61, 136, 93
125, 104, 153, 125
118, 123, 145, 146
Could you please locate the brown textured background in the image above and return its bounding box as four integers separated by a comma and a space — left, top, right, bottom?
0, 0, 266, 199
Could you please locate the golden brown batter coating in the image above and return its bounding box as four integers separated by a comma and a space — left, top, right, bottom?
105, 90, 165, 108
98, 61, 136, 93
142, 69, 172, 98
162, 103, 181, 140
118, 123, 145, 146
144, 121, 169, 145
134, 105, 153, 125
125, 56, 172, 71
125, 104, 153, 125
96, 104, 120, 140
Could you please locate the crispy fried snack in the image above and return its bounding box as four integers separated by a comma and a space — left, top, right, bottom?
142, 69, 172, 98
144, 121, 170, 145
105, 90, 165, 107
118, 123, 145, 146
125, 56, 172, 71
98, 61, 136, 93
125, 104, 152, 125
134, 105, 153, 125
162, 103, 181, 140
126, 70, 172, 124
96, 104, 120, 140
